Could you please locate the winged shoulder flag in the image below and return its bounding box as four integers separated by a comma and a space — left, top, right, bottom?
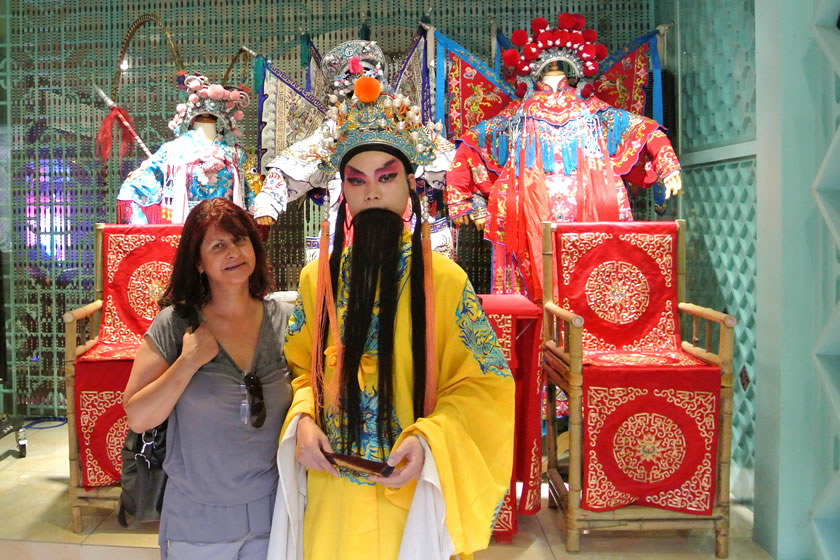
255, 55, 326, 174
594, 29, 663, 125
434, 31, 516, 140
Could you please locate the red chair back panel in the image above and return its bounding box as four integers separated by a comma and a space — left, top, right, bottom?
100, 224, 182, 344
553, 221, 680, 352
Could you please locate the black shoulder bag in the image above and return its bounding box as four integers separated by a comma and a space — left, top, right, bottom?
117, 306, 197, 527
116, 421, 168, 527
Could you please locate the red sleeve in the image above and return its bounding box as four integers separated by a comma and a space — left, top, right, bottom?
647, 130, 681, 180
446, 140, 496, 218
621, 130, 680, 190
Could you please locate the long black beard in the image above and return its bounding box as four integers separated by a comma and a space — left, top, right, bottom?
339, 209, 404, 456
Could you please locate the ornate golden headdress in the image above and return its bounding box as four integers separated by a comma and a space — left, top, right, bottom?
316, 77, 442, 173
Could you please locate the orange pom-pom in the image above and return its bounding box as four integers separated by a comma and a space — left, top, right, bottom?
354, 76, 381, 103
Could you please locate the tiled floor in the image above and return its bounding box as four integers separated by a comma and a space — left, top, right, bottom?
0, 422, 772, 559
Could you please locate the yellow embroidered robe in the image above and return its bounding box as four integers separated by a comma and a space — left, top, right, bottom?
282, 231, 514, 559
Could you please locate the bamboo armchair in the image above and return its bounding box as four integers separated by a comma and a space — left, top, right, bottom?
540, 220, 735, 558
63, 223, 182, 532
63, 224, 117, 532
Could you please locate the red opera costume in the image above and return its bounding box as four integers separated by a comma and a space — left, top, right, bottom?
485, 83, 680, 300
444, 12, 681, 301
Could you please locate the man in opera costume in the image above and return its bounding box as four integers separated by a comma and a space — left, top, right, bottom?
267, 76, 514, 560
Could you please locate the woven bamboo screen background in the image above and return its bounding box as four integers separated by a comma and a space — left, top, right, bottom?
1, 0, 655, 416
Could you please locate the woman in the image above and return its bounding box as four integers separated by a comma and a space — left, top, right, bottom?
123, 198, 293, 560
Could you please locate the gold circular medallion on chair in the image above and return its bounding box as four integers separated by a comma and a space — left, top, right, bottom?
612, 412, 685, 483
584, 260, 650, 324
127, 261, 173, 320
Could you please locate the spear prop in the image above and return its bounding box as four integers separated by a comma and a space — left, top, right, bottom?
94, 85, 152, 163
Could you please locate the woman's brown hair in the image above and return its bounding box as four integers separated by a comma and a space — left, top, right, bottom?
158, 198, 273, 319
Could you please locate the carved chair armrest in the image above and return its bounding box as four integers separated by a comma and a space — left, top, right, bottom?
63, 300, 103, 361
543, 302, 585, 387
678, 302, 736, 386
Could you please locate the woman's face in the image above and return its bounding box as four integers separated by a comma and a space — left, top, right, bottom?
197, 223, 256, 290
341, 150, 413, 217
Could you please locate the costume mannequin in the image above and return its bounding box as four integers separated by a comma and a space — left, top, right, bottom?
446, 66, 567, 233
450, 14, 683, 298
253, 40, 456, 257
116, 75, 254, 224
253, 40, 390, 228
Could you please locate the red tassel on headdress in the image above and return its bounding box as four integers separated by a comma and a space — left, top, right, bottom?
420, 218, 438, 416
96, 105, 137, 164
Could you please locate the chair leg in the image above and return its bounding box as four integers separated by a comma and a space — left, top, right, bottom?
565, 528, 580, 553
545, 382, 557, 471
545, 381, 559, 510
71, 505, 83, 533
715, 517, 729, 558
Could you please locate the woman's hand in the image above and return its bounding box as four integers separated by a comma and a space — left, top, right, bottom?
370, 435, 425, 488
295, 415, 339, 476
179, 325, 219, 370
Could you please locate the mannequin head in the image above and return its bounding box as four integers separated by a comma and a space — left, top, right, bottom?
191, 114, 219, 143
540, 62, 567, 92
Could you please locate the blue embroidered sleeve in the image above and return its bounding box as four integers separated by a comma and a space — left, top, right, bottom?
116, 143, 171, 206
286, 292, 306, 340
455, 281, 511, 378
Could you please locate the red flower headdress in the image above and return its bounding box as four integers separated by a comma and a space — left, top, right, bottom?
501, 12, 609, 98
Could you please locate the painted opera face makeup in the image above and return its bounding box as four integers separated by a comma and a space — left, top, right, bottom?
341, 150, 413, 217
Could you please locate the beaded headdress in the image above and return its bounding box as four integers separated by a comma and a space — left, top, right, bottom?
168, 74, 250, 139
501, 13, 609, 97
320, 40, 386, 100
317, 77, 441, 174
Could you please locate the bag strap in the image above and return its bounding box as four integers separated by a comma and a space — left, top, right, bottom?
134, 428, 158, 520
